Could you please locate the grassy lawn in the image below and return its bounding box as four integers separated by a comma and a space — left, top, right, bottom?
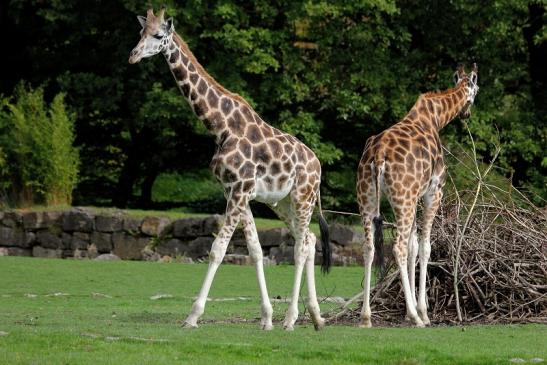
0, 257, 545, 364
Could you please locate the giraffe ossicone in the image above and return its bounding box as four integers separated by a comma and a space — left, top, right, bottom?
356, 64, 479, 327
129, 7, 332, 331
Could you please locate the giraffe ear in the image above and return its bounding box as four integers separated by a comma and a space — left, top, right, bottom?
470, 63, 478, 85
137, 16, 146, 28
453, 71, 460, 85
470, 71, 478, 86
164, 17, 174, 34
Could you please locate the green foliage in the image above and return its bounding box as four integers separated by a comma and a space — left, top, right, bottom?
151, 171, 223, 204
0, 84, 79, 207
204, 24, 280, 74
1, 0, 545, 209
279, 111, 343, 164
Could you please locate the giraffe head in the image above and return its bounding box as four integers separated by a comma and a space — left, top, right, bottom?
128, 8, 174, 64
453, 63, 479, 119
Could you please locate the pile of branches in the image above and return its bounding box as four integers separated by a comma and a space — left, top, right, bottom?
330, 145, 546, 325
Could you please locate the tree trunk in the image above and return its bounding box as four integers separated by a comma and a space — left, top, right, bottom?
112, 151, 141, 208
138, 169, 159, 209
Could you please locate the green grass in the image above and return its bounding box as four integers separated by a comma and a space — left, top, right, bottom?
0, 257, 545, 364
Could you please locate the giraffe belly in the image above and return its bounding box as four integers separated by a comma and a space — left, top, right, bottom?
253, 177, 293, 204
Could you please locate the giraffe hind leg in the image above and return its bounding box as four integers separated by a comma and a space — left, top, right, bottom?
404, 221, 418, 322
392, 204, 424, 327
357, 170, 378, 328
408, 219, 418, 307
269, 196, 324, 331
417, 187, 442, 326
304, 231, 325, 330
359, 215, 375, 328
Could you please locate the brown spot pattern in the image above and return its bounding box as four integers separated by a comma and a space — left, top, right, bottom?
207, 89, 219, 109
221, 98, 233, 114
253, 144, 271, 165
197, 79, 208, 95
172, 66, 186, 81
169, 49, 179, 64
246, 125, 262, 144
238, 139, 252, 159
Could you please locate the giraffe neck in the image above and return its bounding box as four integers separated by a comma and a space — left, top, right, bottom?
408, 82, 468, 131
162, 33, 252, 142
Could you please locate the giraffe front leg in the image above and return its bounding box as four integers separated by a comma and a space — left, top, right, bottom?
242, 205, 273, 331
183, 234, 231, 328
183, 191, 244, 329
304, 232, 325, 331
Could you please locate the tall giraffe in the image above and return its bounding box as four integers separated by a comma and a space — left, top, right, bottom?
129, 8, 331, 331
356, 64, 479, 327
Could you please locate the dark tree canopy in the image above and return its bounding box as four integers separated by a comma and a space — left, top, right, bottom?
1, 0, 545, 210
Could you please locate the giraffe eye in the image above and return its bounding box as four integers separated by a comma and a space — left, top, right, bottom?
152, 34, 163, 40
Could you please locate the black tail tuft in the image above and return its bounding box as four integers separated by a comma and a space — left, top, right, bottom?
373, 216, 385, 280
319, 214, 331, 274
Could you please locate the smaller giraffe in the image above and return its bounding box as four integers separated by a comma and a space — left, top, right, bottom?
356, 64, 479, 327
129, 8, 332, 331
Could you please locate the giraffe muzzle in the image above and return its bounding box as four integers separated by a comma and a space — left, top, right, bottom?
128, 49, 142, 64
461, 107, 472, 119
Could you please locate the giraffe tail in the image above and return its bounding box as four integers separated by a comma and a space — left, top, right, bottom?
371, 161, 385, 280
316, 190, 331, 274
373, 216, 385, 280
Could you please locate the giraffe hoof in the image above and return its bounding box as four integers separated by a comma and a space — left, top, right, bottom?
359, 320, 372, 328
405, 313, 424, 327
313, 318, 325, 331
182, 320, 198, 329
283, 322, 295, 331
417, 309, 430, 326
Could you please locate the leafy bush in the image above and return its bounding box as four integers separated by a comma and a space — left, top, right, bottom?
0, 83, 79, 207
151, 170, 223, 204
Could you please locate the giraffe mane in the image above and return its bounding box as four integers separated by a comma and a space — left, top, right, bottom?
422, 81, 465, 99
173, 33, 252, 108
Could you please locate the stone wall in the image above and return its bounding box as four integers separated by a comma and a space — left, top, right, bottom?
0, 208, 365, 266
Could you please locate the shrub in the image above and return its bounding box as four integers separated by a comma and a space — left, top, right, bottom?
0, 83, 79, 207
